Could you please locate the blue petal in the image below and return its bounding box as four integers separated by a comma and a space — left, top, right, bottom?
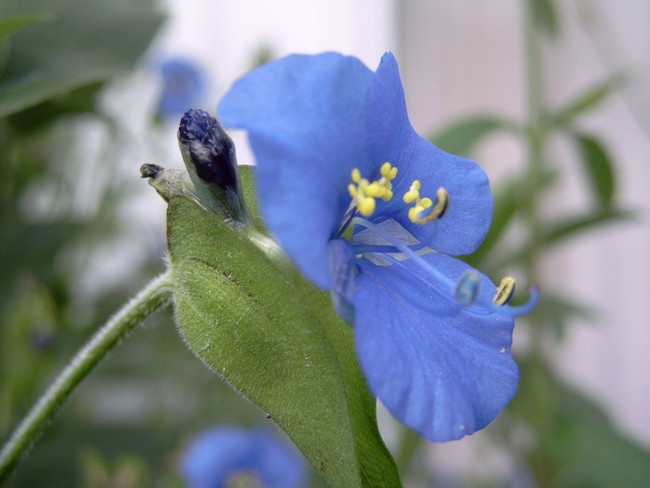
158, 57, 206, 118
353, 252, 518, 441
368, 53, 493, 255
252, 430, 308, 488
218, 53, 378, 288
180, 427, 307, 488
180, 426, 255, 488
327, 239, 357, 325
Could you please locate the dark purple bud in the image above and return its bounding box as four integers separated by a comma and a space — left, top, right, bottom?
178, 109, 248, 223
178, 109, 238, 192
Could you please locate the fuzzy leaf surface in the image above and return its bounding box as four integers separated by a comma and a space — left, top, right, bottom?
167, 196, 401, 488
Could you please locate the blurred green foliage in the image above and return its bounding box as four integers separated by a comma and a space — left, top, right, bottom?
0, 0, 196, 486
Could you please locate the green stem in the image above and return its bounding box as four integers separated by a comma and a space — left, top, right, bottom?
0, 270, 173, 482
523, 4, 553, 486
524, 0, 545, 285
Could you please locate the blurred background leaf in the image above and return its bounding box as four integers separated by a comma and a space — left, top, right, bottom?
0, 0, 164, 117
429, 114, 515, 158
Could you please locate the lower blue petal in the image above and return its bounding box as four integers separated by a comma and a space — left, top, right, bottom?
353, 252, 518, 441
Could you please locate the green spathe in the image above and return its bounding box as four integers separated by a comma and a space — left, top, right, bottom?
166, 190, 401, 488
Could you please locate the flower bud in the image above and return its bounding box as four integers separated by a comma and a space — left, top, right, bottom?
178, 109, 249, 225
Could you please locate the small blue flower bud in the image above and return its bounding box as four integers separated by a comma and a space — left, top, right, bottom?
178, 109, 249, 224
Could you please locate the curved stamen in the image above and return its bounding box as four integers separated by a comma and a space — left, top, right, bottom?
350, 217, 538, 316
404, 181, 449, 224
493, 276, 516, 305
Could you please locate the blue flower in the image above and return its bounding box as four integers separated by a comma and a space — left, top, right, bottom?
180, 426, 308, 488
217, 52, 537, 441
157, 57, 207, 119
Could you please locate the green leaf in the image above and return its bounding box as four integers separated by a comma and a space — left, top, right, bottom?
572, 133, 616, 208
0, 13, 52, 76
511, 361, 650, 487
465, 176, 522, 267
541, 377, 650, 487
428, 115, 513, 158
498, 208, 632, 269
542, 208, 633, 247
551, 76, 624, 127
466, 168, 557, 268
167, 196, 401, 488
238, 165, 266, 232
535, 293, 595, 340
0, 13, 52, 41
0, 0, 164, 117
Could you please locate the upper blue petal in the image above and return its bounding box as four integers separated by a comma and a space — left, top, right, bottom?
219, 52, 493, 290
218, 53, 378, 288
353, 252, 518, 441
366, 53, 493, 255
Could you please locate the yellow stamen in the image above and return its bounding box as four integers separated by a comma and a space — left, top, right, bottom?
358, 197, 376, 216
403, 180, 421, 204
493, 276, 516, 305
405, 182, 449, 224
349, 163, 398, 217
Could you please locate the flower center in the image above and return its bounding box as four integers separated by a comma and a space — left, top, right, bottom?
225, 470, 264, 488
342, 164, 537, 316
347, 162, 398, 216
347, 163, 449, 225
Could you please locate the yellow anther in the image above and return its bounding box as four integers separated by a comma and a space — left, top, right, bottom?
403, 190, 418, 204
349, 164, 397, 217
380, 162, 399, 180
403, 180, 421, 204
405, 183, 449, 224
420, 197, 433, 208
408, 206, 422, 222
357, 197, 376, 216
493, 276, 516, 305
365, 182, 383, 197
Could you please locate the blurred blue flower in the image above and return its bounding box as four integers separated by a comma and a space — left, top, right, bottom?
157, 57, 206, 119
180, 426, 307, 488
218, 52, 537, 441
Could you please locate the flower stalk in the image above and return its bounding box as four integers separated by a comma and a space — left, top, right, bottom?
0, 271, 173, 482
523, 0, 546, 286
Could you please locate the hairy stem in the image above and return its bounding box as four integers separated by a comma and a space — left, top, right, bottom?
0, 270, 173, 482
